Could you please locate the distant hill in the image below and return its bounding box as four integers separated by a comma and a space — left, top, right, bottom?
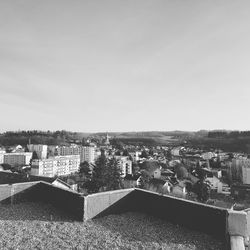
2, 129, 250, 153
0, 130, 84, 146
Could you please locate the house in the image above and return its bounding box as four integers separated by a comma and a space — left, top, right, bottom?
172, 181, 187, 198
206, 176, 222, 192
123, 174, 141, 188
145, 178, 170, 195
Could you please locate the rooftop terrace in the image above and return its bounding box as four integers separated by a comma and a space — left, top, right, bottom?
0, 202, 224, 250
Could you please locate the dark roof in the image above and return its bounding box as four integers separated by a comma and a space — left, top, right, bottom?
124, 174, 141, 181
149, 178, 166, 186
0, 171, 56, 185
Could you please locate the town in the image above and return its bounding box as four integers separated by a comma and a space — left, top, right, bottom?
0, 130, 249, 210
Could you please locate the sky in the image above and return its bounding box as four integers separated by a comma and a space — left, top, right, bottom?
0, 0, 250, 133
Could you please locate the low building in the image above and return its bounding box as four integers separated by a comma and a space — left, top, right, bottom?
172, 181, 187, 198
201, 152, 216, 160
4, 152, 33, 167
123, 174, 141, 188
31, 155, 80, 177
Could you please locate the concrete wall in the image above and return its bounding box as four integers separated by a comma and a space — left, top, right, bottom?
30, 182, 85, 220
131, 189, 228, 239
84, 188, 228, 240
0, 181, 85, 220
84, 189, 135, 220
0, 181, 40, 204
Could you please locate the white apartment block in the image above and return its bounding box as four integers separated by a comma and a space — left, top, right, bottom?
31, 155, 80, 177
231, 157, 249, 182
57, 145, 95, 163
57, 145, 81, 156
80, 146, 96, 163
0, 149, 6, 164
240, 158, 250, 184
28, 144, 48, 159
114, 156, 132, 177
4, 152, 33, 166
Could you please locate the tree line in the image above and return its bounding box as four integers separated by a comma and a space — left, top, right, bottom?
208, 130, 250, 138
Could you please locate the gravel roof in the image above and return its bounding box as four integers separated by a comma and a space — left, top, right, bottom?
0, 202, 225, 250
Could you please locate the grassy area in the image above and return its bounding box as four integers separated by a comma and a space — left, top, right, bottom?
0, 202, 225, 250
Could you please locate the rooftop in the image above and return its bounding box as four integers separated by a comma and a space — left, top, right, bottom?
0, 202, 224, 250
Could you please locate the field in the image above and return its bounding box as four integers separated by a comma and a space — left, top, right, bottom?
0, 202, 225, 250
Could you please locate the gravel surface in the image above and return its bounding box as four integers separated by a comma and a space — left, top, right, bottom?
0, 202, 225, 250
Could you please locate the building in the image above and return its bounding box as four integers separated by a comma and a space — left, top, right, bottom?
114, 156, 132, 177
57, 145, 81, 156
170, 147, 183, 157
104, 133, 110, 145
230, 157, 250, 183
57, 145, 95, 163
4, 152, 33, 167
0, 149, 6, 164
201, 152, 216, 160
242, 158, 250, 184
80, 146, 96, 163
130, 151, 141, 162
28, 144, 48, 159
31, 155, 80, 177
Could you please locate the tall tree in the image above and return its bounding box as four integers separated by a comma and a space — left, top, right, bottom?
89, 153, 108, 193
84, 154, 123, 194
105, 158, 123, 191
79, 161, 91, 179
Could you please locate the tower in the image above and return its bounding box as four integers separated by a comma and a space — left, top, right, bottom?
105, 133, 110, 145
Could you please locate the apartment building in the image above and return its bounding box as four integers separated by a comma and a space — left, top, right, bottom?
57, 145, 81, 156
0, 149, 6, 164
114, 156, 132, 177
81, 146, 96, 163
31, 155, 80, 177
57, 145, 95, 163
4, 152, 33, 166
241, 158, 250, 184
28, 144, 48, 159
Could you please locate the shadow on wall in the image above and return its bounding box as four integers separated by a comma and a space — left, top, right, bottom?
85, 189, 228, 241
0, 181, 85, 221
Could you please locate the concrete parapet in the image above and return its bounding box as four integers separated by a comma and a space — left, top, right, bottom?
84, 188, 134, 221
230, 236, 245, 250
0, 181, 40, 204
228, 210, 248, 237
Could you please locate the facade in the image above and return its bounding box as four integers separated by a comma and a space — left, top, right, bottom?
242, 159, 250, 184
114, 156, 132, 177
130, 151, 141, 162
171, 147, 182, 157
28, 144, 48, 159
4, 152, 33, 166
0, 149, 6, 164
230, 157, 250, 183
201, 152, 216, 160
57, 145, 81, 156
57, 145, 95, 163
31, 155, 80, 177
80, 146, 96, 163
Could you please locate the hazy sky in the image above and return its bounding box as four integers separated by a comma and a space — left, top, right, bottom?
0, 0, 250, 132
